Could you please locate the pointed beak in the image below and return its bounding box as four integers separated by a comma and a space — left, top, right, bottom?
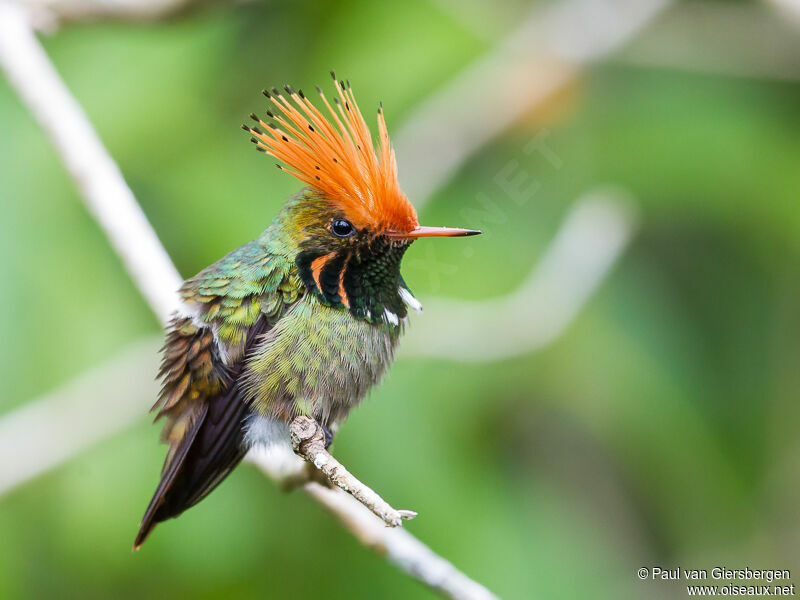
386, 226, 482, 239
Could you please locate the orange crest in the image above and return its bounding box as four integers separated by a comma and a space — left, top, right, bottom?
245, 73, 418, 233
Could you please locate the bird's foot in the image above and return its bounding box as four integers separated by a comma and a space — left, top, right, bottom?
321, 424, 334, 449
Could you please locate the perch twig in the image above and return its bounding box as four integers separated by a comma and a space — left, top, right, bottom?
289, 416, 417, 527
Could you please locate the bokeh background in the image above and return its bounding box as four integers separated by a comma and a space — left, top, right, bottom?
1, 0, 800, 598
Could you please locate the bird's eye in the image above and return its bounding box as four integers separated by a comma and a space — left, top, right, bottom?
331, 218, 355, 238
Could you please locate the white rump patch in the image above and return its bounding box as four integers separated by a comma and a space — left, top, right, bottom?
398, 287, 422, 313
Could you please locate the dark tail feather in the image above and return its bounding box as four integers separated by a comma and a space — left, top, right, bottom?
133, 386, 250, 549
133, 401, 208, 549
134, 315, 272, 550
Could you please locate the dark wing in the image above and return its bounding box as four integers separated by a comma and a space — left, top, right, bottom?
133, 316, 273, 549
134, 240, 301, 549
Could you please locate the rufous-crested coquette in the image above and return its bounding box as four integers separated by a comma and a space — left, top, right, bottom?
134, 73, 480, 548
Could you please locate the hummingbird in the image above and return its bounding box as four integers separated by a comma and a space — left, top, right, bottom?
133, 73, 480, 548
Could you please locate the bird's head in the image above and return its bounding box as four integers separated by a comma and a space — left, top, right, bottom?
244, 73, 479, 326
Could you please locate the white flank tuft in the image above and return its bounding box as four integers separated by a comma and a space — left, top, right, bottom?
384, 308, 400, 326
398, 287, 423, 313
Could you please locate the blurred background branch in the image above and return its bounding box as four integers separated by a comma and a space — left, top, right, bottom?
614, 1, 800, 82
395, 0, 671, 205
404, 190, 636, 361
22, 0, 231, 30
765, 0, 800, 27
0, 337, 160, 494
0, 2, 182, 325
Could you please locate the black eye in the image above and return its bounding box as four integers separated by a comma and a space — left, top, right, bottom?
331, 218, 355, 237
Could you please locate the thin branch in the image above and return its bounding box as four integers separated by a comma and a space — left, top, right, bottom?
289, 416, 417, 527
395, 0, 672, 208
0, 338, 160, 494
23, 0, 216, 31
0, 2, 182, 326
246, 446, 497, 598
297, 483, 498, 600
765, 0, 800, 27
404, 190, 636, 361
614, 1, 800, 82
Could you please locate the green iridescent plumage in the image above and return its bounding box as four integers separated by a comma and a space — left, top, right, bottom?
158, 190, 405, 433
137, 188, 414, 546
135, 80, 479, 549
244, 293, 399, 421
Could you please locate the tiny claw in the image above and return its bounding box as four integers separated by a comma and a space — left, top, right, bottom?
321, 424, 334, 449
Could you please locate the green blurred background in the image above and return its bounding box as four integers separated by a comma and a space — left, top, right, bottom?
1, 0, 799, 598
